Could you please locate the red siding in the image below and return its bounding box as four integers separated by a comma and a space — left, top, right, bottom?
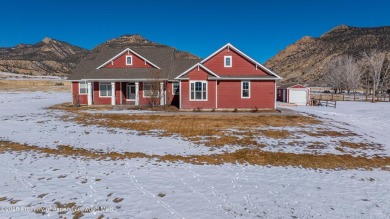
166, 82, 180, 107
203, 48, 269, 76
103, 52, 153, 68
217, 80, 275, 109
72, 82, 87, 105
180, 67, 217, 109
92, 82, 111, 105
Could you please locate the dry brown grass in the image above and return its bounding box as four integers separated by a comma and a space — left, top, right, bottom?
260, 130, 291, 139
1, 141, 389, 170
50, 103, 320, 147
303, 130, 357, 137
0, 80, 70, 92
339, 141, 380, 150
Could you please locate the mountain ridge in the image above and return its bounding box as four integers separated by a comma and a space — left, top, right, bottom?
0, 37, 88, 76
265, 25, 390, 83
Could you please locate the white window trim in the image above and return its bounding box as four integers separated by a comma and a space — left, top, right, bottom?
79, 81, 87, 95
126, 55, 133, 66
99, 82, 112, 98
224, 55, 232, 68
172, 82, 179, 95
189, 80, 208, 101
241, 81, 250, 99
142, 82, 159, 98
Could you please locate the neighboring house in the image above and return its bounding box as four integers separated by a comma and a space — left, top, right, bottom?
277, 84, 310, 105
68, 43, 282, 110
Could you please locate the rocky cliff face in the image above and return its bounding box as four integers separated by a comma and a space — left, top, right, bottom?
265, 25, 390, 83
0, 37, 88, 76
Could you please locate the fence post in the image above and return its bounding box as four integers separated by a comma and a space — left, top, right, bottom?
343, 95, 345, 101
320, 94, 322, 100
331, 94, 333, 101
353, 94, 356, 101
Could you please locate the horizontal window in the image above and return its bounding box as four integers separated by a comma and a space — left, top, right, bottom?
99, 82, 112, 97
143, 82, 159, 97
190, 81, 207, 100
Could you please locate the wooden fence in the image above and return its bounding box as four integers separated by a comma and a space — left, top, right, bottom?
311, 93, 390, 102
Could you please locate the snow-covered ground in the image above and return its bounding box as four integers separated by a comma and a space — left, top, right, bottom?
0, 72, 65, 80
0, 91, 390, 218
282, 101, 390, 155
1, 151, 389, 218
0, 91, 220, 156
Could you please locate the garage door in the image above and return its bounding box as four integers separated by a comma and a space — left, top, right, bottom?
289, 90, 307, 105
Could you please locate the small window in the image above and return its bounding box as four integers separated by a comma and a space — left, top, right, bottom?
172, 82, 179, 95
99, 82, 112, 97
224, 56, 232, 67
241, 81, 250, 98
79, 81, 87, 94
190, 81, 207, 100
126, 55, 133, 65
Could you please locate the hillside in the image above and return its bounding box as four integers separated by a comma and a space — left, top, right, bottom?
0, 38, 88, 76
85, 34, 200, 60
265, 25, 390, 83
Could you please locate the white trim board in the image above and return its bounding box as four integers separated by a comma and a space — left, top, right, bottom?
175, 63, 220, 80
96, 48, 161, 69
200, 43, 282, 79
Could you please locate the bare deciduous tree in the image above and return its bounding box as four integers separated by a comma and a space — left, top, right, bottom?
147, 70, 163, 109
362, 51, 390, 102
322, 55, 361, 94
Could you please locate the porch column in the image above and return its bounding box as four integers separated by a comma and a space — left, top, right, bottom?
135, 82, 139, 106
111, 82, 116, 105
87, 82, 92, 106
160, 82, 164, 105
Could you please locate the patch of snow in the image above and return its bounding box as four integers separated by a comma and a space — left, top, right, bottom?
0, 151, 389, 218
283, 102, 390, 156
0, 72, 65, 80
0, 91, 223, 156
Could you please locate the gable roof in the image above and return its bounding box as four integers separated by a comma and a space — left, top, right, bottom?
201, 43, 282, 79
175, 63, 220, 79
68, 46, 201, 81
96, 48, 161, 69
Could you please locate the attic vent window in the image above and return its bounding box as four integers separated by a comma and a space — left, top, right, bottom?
224, 56, 232, 67
126, 55, 133, 65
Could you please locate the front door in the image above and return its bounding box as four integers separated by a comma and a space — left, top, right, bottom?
126, 83, 136, 100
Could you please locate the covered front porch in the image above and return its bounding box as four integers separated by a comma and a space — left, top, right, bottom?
84, 80, 166, 106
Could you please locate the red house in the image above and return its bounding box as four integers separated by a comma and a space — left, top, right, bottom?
68, 43, 281, 110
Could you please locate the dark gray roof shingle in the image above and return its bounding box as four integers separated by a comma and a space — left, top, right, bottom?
68, 46, 201, 81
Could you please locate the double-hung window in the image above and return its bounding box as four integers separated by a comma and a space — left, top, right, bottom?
79, 81, 87, 94
126, 55, 133, 65
241, 81, 250, 98
99, 82, 112, 97
172, 82, 179, 95
190, 81, 207, 100
224, 56, 232, 67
